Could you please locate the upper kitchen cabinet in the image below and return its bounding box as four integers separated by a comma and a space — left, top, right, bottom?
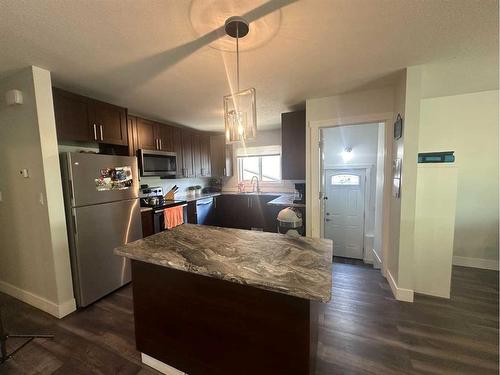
199, 134, 211, 177
53, 87, 128, 146
89, 100, 128, 145
210, 134, 233, 177
135, 117, 157, 151
171, 127, 184, 177
192, 132, 202, 177
281, 110, 306, 180
134, 117, 174, 152
181, 129, 194, 178
53, 88, 91, 142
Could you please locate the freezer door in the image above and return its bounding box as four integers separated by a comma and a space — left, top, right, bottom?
65, 152, 139, 207
71, 198, 141, 307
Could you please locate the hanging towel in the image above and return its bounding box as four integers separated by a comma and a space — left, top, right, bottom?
164, 205, 184, 230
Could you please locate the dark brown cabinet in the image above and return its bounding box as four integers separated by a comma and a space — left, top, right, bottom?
53, 88, 128, 146
53, 88, 91, 142
89, 100, 128, 145
136, 117, 157, 150
171, 127, 184, 177
192, 133, 202, 177
210, 135, 233, 177
213, 194, 279, 231
281, 110, 306, 180
181, 130, 194, 178
135, 118, 174, 152
199, 134, 212, 177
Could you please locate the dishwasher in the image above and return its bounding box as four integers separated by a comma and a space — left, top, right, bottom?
194, 197, 214, 225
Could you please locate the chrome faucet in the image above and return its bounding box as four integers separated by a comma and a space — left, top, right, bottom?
250, 176, 261, 193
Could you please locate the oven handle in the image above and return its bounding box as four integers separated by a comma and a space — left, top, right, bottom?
154, 204, 187, 214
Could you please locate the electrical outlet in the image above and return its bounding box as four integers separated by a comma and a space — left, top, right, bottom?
20, 168, 29, 178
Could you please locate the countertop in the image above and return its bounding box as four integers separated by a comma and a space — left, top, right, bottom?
115, 224, 333, 302
177, 191, 306, 208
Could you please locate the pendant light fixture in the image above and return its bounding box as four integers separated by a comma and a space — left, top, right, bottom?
223, 16, 257, 144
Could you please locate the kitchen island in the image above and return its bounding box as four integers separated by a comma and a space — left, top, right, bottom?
114, 224, 332, 375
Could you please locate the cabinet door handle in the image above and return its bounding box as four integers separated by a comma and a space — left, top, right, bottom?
214, 197, 217, 209
99, 125, 103, 141
93, 124, 97, 140
159, 139, 162, 150
223, 167, 226, 176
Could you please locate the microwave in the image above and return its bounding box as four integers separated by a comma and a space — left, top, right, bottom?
138, 149, 177, 177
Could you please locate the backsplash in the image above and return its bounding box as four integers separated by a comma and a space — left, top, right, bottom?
140, 176, 211, 198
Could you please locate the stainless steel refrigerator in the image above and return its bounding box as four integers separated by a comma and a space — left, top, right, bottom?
60, 152, 142, 307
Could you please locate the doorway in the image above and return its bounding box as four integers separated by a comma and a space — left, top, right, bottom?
319, 122, 385, 263
324, 169, 366, 259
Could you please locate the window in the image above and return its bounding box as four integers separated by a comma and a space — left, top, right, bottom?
331, 174, 360, 186
236, 145, 281, 182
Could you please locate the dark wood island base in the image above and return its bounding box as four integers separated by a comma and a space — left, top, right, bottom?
132, 260, 320, 375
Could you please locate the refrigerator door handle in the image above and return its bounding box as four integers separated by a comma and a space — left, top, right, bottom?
72, 209, 78, 234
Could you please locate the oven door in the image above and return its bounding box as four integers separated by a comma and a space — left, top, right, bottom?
139, 149, 177, 177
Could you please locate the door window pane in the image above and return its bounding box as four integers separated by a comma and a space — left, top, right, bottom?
331, 174, 360, 186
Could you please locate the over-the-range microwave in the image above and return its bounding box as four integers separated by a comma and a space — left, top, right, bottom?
138, 149, 177, 177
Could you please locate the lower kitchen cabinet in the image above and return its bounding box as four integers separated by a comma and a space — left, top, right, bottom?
213, 195, 279, 231
141, 210, 154, 238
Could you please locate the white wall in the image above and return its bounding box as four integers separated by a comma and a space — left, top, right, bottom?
322, 123, 382, 262
222, 129, 296, 193
419, 90, 499, 269
0, 67, 75, 317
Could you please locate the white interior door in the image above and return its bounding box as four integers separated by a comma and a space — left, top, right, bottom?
324, 169, 366, 259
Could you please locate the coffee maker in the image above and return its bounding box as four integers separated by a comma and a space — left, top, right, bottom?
293, 183, 306, 204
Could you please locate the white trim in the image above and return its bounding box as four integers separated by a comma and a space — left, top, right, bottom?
307, 111, 394, 279
372, 248, 382, 269
453, 256, 499, 271
0, 280, 76, 318
386, 269, 414, 302
141, 353, 186, 375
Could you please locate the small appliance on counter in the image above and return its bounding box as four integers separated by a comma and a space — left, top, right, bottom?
277, 207, 304, 236
293, 183, 306, 204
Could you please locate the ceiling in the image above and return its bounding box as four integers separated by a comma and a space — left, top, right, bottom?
0, 0, 498, 131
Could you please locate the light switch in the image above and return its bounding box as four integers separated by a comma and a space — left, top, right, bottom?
0, 191, 2, 202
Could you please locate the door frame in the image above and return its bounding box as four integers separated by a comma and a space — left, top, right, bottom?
307, 113, 393, 277
322, 166, 372, 260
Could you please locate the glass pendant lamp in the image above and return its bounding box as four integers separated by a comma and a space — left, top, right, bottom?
223, 16, 257, 144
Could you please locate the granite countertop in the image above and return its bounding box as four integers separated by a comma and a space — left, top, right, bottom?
267, 194, 306, 208
178, 191, 305, 208
115, 224, 333, 302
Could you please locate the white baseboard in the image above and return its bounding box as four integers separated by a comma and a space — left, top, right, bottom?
372, 248, 382, 269
141, 353, 186, 375
386, 269, 414, 302
0, 279, 76, 318
453, 256, 499, 271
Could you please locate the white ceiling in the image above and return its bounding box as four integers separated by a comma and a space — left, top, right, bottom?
0, 0, 498, 131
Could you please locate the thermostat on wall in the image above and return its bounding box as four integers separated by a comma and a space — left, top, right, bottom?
418, 151, 455, 163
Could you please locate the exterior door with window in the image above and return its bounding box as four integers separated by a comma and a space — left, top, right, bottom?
324, 169, 365, 259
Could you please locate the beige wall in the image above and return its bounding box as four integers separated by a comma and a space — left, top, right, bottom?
0, 67, 75, 317
419, 90, 499, 265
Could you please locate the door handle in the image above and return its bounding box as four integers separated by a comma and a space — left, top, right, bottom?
99, 125, 103, 141
325, 218, 331, 222
159, 139, 162, 150
326, 212, 330, 216
93, 124, 97, 140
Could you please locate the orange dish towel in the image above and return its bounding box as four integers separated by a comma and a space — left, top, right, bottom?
164, 206, 184, 230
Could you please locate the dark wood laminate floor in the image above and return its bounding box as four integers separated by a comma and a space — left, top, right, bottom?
0, 264, 497, 374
